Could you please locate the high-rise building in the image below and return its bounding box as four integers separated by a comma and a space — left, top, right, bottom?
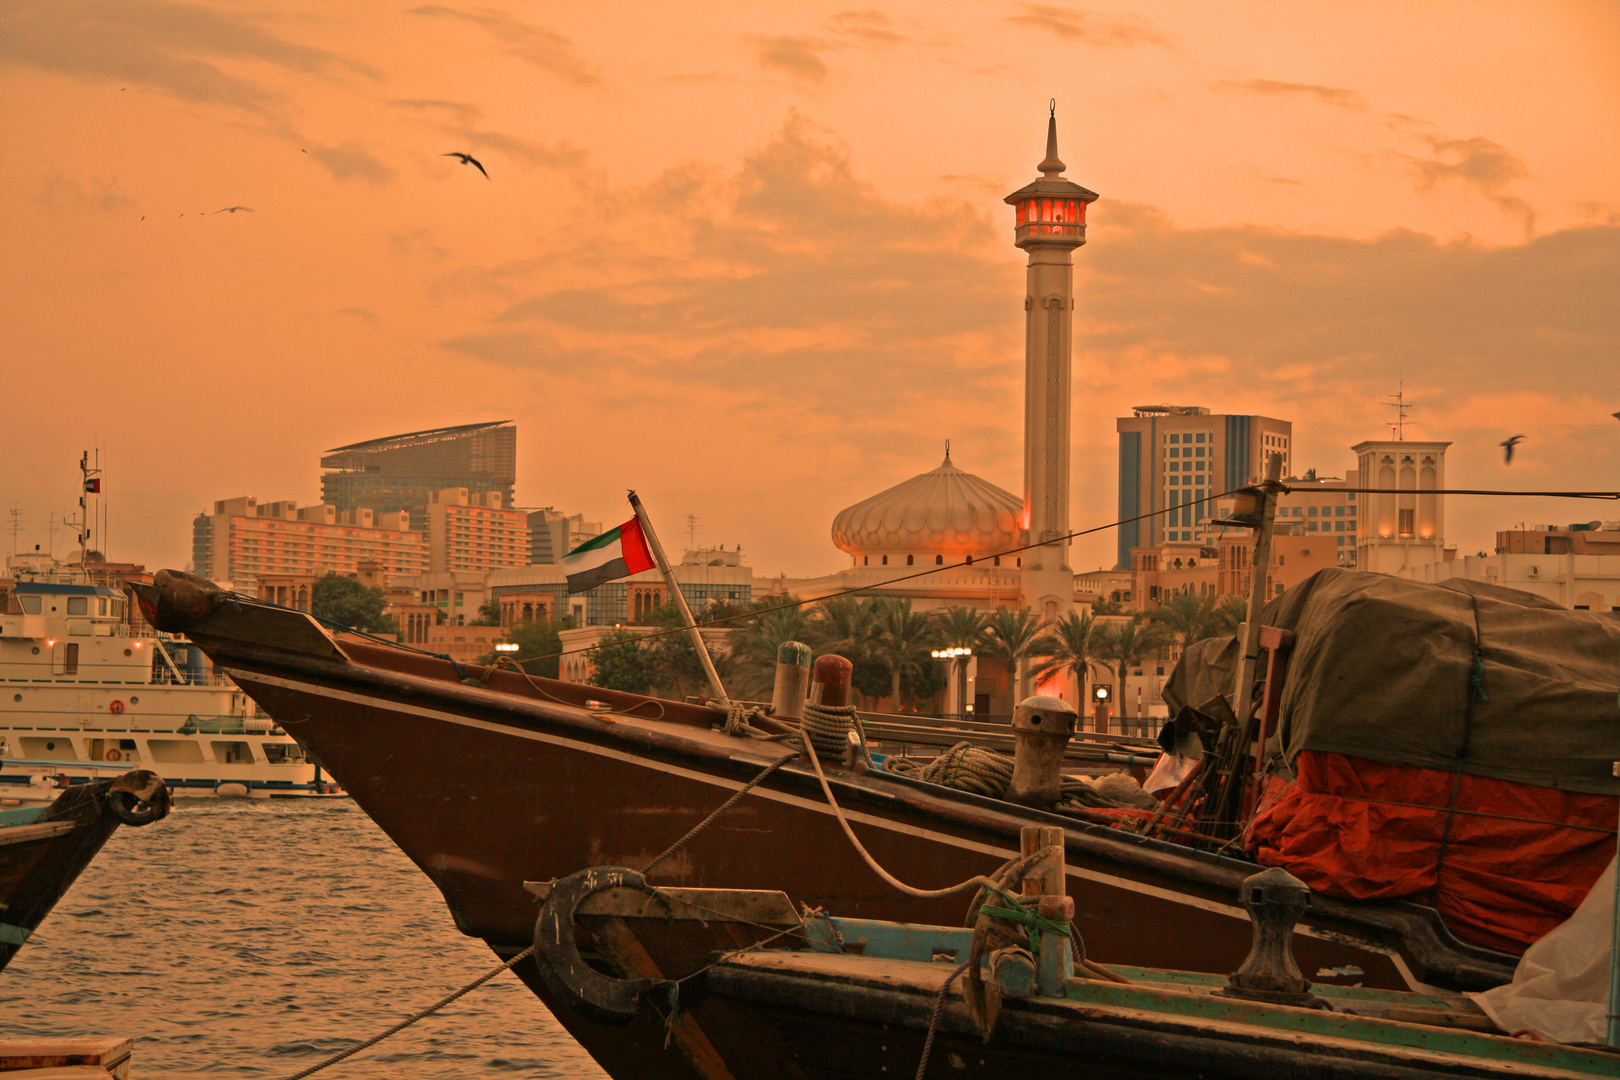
191, 497, 427, 590
319, 422, 517, 523
425, 488, 528, 574
1115, 405, 1292, 568
526, 509, 602, 565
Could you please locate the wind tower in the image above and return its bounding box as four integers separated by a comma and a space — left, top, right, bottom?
1005, 104, 1098, 618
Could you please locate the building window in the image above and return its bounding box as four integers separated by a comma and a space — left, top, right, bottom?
881, 555, 888, 565
935, 555, 943, 565
1308, 506, 1318, 516
1398, 509, 1415, 537
1195, 433, 1205, 443
906, 555, 914, 565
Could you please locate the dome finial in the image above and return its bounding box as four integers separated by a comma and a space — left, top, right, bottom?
944, 438, 951, 462
1039, 101, 1064, 177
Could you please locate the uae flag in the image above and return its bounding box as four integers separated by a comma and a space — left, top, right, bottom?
562, 517, 656, 594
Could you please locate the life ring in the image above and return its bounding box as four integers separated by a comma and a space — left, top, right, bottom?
109, 699, 126, 714
106, 748, 122, 762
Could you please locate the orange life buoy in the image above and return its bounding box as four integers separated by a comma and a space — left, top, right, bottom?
109, 699, 126, 714
106, 748, 122, 762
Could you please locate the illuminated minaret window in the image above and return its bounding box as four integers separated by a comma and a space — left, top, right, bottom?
1005, 104, 1098, 617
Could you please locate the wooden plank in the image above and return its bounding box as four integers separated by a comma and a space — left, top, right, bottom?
0, 1036, 132, 1079
0, 822, 76, 848
521, 884, 801, 927
593, 917, 736, 1080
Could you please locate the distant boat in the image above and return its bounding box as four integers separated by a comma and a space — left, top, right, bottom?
0, 768, 169, 973
1, 555, 342, 800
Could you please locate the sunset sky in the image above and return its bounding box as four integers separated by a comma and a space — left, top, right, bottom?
4, 1, 1618, 578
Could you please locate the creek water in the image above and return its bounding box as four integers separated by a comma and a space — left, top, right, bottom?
2, 798, 607, 1078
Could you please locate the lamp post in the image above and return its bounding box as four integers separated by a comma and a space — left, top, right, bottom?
931, 646, 974, 719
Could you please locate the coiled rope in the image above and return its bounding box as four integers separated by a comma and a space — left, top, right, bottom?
886, 741, 1013, 798
802, 700, 859, 758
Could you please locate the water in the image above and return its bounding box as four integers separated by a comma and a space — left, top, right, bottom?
1, 799, 607, 1078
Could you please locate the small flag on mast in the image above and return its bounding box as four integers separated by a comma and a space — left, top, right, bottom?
561, 517, 656, 594
83, 479, 101, 493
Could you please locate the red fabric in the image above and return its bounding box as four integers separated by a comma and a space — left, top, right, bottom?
618, 516, 656, 575
1246, 751, 1617, 954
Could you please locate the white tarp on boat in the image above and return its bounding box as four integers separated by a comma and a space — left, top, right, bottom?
1470, 855, 1616, 1044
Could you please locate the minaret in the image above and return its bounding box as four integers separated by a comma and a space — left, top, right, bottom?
1005, 104, 1098, 618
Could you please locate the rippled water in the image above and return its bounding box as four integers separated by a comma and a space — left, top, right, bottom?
1, 799, 606, 1079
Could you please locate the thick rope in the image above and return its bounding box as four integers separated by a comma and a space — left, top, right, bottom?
802, 700, 857, 758
276, 945, 536, 1080
887, 741, 1012, 799
914, 960, 972, 1080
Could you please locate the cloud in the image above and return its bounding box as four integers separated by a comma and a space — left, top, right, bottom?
391, 98, 485, 126
0, 0, 367, 114
830, 10, 904, 44
308, 142, 393, 184
36, 170, 136, 214
1217, 78, 1367, 111
751, 35, 835, 82
406, 6, 600, 86
1396, 134, 1534, 233
1004, 6, 1166, 46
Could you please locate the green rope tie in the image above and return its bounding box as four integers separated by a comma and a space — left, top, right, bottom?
978, 884, 1071, 962
1469, 650, 1489, 703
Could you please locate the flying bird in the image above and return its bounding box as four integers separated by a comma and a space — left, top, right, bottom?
214, 206, 254, 214
442, 152, 489, 179
1500, 435, 1526, 464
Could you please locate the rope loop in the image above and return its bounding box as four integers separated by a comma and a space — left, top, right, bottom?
802, 700, 857, 757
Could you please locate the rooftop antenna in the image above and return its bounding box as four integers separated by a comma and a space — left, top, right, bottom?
45, 513, 60, 559
686, 513, 700, 552
1383, 382, 1413, 441
6, 505, 21, 555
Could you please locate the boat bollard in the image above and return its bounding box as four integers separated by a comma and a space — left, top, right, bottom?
1007, 696, 1078, 807
1021, 825, 1075, 995
770, 641, 812, 719
810, 654, 853, 708
1221, 866, 1323, 1007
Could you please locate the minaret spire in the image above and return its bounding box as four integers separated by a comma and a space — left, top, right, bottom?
1039, 99, 1064, 177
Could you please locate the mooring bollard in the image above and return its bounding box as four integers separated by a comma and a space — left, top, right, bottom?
809, 654, 853, 708
770, 641, 812, 719
1007, 696, 1078, 807
1223, 866, 1316, 1004
1019, 825, 1074, 995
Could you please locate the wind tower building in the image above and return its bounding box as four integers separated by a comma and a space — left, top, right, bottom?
1005, 106, 1098, 618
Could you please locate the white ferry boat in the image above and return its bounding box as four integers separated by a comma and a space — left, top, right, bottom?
1, 556, 342, 799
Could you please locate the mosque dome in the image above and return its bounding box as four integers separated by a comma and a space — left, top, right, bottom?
832, 454, 1024, 562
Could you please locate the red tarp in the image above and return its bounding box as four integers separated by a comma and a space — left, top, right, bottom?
1247, 750, 1618, 954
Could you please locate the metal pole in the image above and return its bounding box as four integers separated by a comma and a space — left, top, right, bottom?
1231, 453, 1284, 735
627, 491, 729, 704
1608, 760, 1619, 1047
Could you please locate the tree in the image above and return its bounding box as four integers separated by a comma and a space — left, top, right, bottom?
725, 600, 811, 700
1096, 615, 1173, 726
1091, 597, 1125, 616
805, 595, 888, 708
586, 630, 652, 693
1146, 592, 1225, 652
1031, 611, 1111, 701
470, 598, 502, 626
871, 599, 941, 711
310, 573, 394, 634
642, 602, 724, 700
1213, 594, 1248, 636
981, 607, 1048, 703
479, 619, 563, 678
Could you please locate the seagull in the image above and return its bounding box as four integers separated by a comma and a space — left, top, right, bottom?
442, 152, 489, 179
1500, 434, 1526, 464
214, 206, 253, 214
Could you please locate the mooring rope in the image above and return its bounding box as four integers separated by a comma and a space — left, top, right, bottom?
802, 700, 858, 758
886, 741, 1013, 798
914, 960, 973, 1080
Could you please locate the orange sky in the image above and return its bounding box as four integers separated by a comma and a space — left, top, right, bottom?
4, 1, 1618, 577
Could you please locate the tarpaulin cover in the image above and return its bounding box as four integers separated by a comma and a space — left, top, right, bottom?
1165, 568, 1620, 794
1248, 751, 1617, 953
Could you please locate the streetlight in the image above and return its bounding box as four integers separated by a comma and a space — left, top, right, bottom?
494, 643, 520, 653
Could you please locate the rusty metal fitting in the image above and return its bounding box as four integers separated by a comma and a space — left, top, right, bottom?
1007, 696, 1078, 807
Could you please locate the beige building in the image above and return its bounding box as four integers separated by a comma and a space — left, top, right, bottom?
1400, 523, 1620, 612
425, 488, 528, 575
1353, 439, 1450, 574
192, 496, 427, 591
526, 508, 602, 565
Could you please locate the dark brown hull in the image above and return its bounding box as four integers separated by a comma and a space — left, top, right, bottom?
0, 777, 162, 972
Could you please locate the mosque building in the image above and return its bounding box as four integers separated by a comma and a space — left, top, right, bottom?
789, 109, 1098, 625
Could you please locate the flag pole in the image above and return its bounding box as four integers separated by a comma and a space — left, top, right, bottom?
627, 490, 730, 704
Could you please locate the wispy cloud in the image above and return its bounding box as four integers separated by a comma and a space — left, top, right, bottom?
36, 170, 136, 215
1005, 6, 1166, 46
391, 98, 485, 126
406, 6, 600, 86
1217, 78, 1367, 111
0, 0, 370, 114
1397, 134, 1534, 234
751, 35, 836, 82
830, 10, 904, 44
308, 142, 393, 185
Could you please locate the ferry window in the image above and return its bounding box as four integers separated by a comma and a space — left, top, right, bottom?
64, 643, 80, 675
20, 595, 40, 614
68, 597, 88, 615
98, 598, 108, 615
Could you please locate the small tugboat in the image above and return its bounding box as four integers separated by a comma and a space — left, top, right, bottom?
0, 768, 170, 973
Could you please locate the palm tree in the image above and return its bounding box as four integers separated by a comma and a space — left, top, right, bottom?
1213, 594, 1248, 636
725, 602, 812, 699
871, 599, 941, 710
1031, 611, 1111, 706
1146, 592, 1224, 653
934, 607, 989, 716
805, 595, 886, 707
1096, 615, 1173, 730
981, 607, 1048, 704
